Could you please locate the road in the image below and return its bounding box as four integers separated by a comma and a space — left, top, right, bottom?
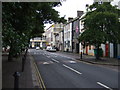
29, 49, 118, 89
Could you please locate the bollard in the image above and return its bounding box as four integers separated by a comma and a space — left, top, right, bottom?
22, 57, 25, 72
13, 72, 20, 90
80, 52, 82, 59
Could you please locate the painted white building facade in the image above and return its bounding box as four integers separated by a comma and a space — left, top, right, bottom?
79, 14, 84, 54
59, 30, 64, 51
45, 23, 63, 47
30, 36, 46, 49
64, 22, 72, 52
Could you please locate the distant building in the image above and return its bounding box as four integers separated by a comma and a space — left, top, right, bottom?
63, 11, 84, 53
72, 17, 80, 53
72, 11, 84, 53
59, 30, 64, 51
118, 1, 120, 9
64, 18, 73, 52
45, 23, 64, 48
30, 35, 47, 49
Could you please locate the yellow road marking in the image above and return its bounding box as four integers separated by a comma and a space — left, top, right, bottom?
34, 62, 46, 90
30, 55, 46, 90
34, 62, 43, 88
30, 57, 40, 88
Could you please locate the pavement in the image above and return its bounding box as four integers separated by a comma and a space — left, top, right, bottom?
57, 51, 120, 66
2, 52, 34, 88
2, 50, 119, 88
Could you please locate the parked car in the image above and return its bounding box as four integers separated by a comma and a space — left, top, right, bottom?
46, 46, 56, 52
49, 47, 56, 52
36, 47, 40, 50
46, 46, 51, 51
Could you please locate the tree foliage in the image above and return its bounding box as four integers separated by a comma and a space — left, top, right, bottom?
2, 2, 66, 61
79, 2, 120, 59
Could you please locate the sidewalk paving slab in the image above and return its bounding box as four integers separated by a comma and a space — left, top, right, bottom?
2, 53, 33, 88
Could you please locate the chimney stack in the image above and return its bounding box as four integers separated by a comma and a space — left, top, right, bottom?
77, 11, 84, 17
68, 17, 73, 22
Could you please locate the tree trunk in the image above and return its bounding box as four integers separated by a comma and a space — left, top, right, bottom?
8, 43, 13, 61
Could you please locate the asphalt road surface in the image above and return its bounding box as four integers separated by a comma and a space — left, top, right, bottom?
29, 49, 119, 89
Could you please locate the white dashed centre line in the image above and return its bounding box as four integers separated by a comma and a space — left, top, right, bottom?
63, 64, 82, 75
51, 58, 59, 63
97, 82, 113, 90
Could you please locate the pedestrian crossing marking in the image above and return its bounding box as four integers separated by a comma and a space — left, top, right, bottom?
38, 61, 54, 65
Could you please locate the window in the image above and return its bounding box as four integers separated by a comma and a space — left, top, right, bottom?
68, 41, 70, 47
64, 41, 66, 47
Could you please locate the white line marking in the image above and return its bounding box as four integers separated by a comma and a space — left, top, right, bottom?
69, 61, 76, 64
51, 58, 59, 63
63, 64, 82, 75
97, 82, 113, 90
43, 62, 49, 65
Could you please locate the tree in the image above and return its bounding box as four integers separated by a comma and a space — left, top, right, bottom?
2, 2, 66, 61
79, 2, 120, 60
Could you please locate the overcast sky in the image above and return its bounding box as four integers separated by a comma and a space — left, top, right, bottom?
54, 0, 93, 19
44, 0, 120, 29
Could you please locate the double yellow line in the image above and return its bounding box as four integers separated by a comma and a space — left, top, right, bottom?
33, 60, 46, 90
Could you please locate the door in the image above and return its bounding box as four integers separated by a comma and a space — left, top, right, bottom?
105, 44, 109, 57
76, 43, 79, 53
113, 43, 117, 58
